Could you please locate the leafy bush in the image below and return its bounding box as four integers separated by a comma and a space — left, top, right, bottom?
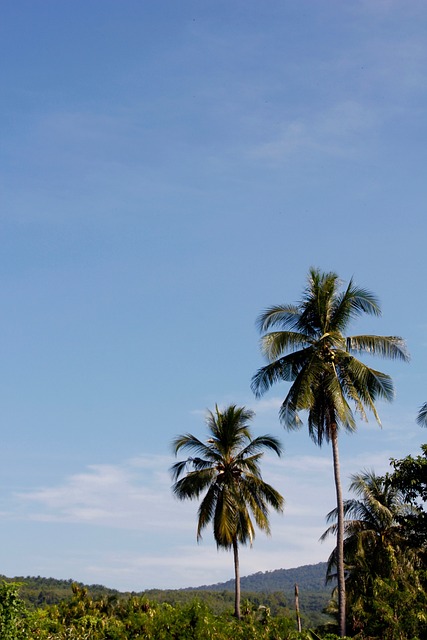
0, 581, 27, 640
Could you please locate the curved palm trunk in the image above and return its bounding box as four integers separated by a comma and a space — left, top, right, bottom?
331, 426, 346, 637
232, 538, 241, 619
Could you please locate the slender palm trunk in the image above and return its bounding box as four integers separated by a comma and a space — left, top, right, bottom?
331, 426, 346, 637
295, 583, 302, 632
232, 537, 241, 619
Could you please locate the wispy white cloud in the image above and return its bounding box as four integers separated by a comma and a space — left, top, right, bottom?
253, 397, 283, 413
71, 518, 335, 591
12, 450, 336, 586
252, 101, 379, 162
15, 455, 196, 532
12, 443, 400, 590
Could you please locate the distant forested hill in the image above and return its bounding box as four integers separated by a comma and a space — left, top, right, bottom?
2, 562, 329, 600
0, 575, 122, 607
192, 562, 329, 593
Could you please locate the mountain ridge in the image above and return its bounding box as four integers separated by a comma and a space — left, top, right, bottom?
2, 561, 330, 597
188, 561, 329, 593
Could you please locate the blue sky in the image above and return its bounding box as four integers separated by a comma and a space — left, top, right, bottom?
1, 0, 426, 591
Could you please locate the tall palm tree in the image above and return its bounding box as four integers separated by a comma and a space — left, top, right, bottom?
321, 471, 420, 636
251, 268, 409, 636
170, 404, 284, 619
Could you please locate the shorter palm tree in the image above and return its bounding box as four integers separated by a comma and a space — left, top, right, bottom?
170, 404, 284, 619
321, 470, 418, 634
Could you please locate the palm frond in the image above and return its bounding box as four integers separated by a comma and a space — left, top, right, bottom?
256, 304, 300, 333
236, 505, 256, 546
260, 331, 312, 361
170, 459, 191, 482
347, 335, 409, 362
325, 371, 357, 433
238, 435, 283, 459
170, 457, 217, 482
335, 358, 369, 422
332, 281, 381, 331
337, 352, 395, 413
197, 483, 219, 540
251, 347, 313, 397
206, 405, 254, 455
213, 487, 239, 548
235, 453, 263, 477
172, 468, 216, 500
298, 268, 341, 335
416, 401, 427, 427
278, 359, 322, 431
172, 433, 219, 460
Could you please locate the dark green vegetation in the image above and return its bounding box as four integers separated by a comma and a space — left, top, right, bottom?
0, 562, 332, 629
390, 443, 427, 549
321, 448, 427, 639
251, 268, 409, 636
0, 576, 122, 608
171, 404, 284, 619
0, 579, 343, 640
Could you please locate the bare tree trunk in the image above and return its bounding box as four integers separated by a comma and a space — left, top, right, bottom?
232, 538, 241, 619
331, 427, 346, 637
295, 583, 302, 632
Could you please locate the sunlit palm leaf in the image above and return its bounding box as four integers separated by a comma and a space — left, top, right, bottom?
332, 281, 381, 330
251, 347, 313, 397
260, 331, 312, 360
256, 304, 300, 333
347, 335, 409, 361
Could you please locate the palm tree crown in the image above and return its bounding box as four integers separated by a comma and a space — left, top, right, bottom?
171, 404, 284, 548
252, 268, 409, 442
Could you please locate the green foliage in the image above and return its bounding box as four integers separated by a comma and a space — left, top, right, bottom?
390, 443, 427, 502
9, 579, 424, 638
321, 470, 415, 582
0, 569, 333, 630
15, 584, 322, 640
322, 465, 427, 639
0, 581, 26, 640
11, 568, 329, 624
390, 444, 427, 550
0, 575, 122, 609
